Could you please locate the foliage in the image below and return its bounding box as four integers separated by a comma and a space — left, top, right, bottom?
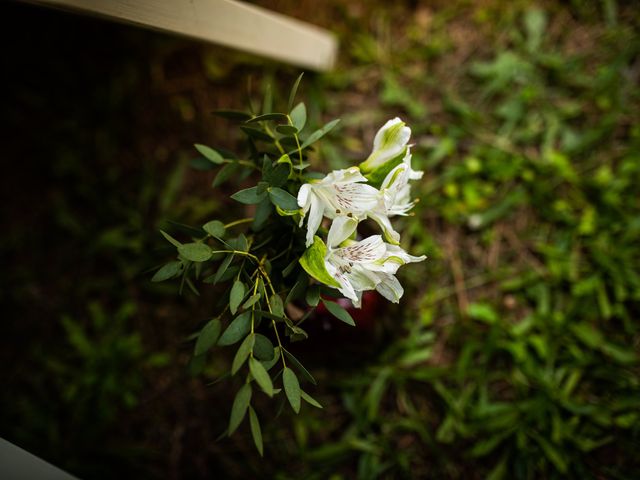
154, 76, 424, 455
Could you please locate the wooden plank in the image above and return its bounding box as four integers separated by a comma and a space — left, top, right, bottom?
25, 0, 338, 71
0, 437, 79, 480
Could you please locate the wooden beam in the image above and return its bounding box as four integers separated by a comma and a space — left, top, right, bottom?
25, 0, 338, 71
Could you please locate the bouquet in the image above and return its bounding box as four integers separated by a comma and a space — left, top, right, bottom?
153, 78, 425, 454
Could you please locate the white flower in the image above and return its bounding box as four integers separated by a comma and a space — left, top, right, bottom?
323, 216, 426, 307
297, 167, 379, 247
368, 147, 424, 243
359, 118, 412, 176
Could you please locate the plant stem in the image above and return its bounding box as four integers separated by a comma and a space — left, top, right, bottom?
224, 218, 254, 229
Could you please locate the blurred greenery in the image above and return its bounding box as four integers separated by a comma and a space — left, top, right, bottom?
1, 0, 638, 479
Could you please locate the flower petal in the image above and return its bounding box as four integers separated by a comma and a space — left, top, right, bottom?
331, 182, 380, 214
325, 260, 359, 304
369, 212, 401, 245
305, 194, 324, 247
375, 273, 404, 303
321, 166, 368, 185
336, 235, 386, 263
327, 216, 358, 249
360, 118, 411, 174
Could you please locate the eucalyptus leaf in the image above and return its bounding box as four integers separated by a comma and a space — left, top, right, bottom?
151, 261, 182, 282
252, 198, 272, 231
160, 230, 182, 248
194, 144, 224, 164
248, 406, 263, 456
270, 294, 284, 317
285, 275, 308, 305
305, 285, 321, 307
242, 294, 261, 310
230, 280, 246, 315
231, 333, 255, 375
263, 164, 290, 187
322, 299, 356, 326
250, 357, 274, 397
203, 220, 226, 238
276, 125, 298, 135
246, 113, 288, 123
290, 102, 307, 131
283, 367, 301, 413
213, 254, 234, 284
178, 243, 213, 262
212, 162, 240, 187
240, 126, 273, 142
299, 119, 340, 150
194, 318, 221, 356
253, 334, 274, 361
269, 187, 299, 210
228, 383, 252, 435
288, 72, 304, 111
218, 312, 252, 346
231, 186, 267, 205
283, 348, 317, 385
301, 390, 323, 409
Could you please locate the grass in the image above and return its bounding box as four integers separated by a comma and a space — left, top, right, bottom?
1, 0, 639, 478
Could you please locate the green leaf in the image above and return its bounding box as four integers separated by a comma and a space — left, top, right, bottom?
285, 276, 308, 305
261, 346, 280, 371
250, 357, 274, 397
240, 126, 273, 142
322, 299, 355, 326
270, 294, 284, 317
253, 334, 274, 361
203, 220, 226, 237
263, 164, 290, 187
231, 186, 267, 205
246, 113, 288, 123
228, 383, 252, 435
178, 243, 213, 262
230, 280, 246, 315
248, 406, 263, 456
232, 333, 255, 375
282, 257, 298, 278
160, 230, 182, 248
276, 125, 298, 135
299, 119, 340, 150
194, 144, 224, 164
268, 187, 299, 210
212, 162, 239, 187
194, 318, 221, 356
218, 312, 252, 346
228, 234, 248, 252
301, 390, 323, 409
283, 348, 317, 385
252, 198, 272, 232
213, 254, 234, 284
152, 261, 182, 282
283, 367, 301, 413
299, 236, 341, 288
305, 285, 320, 306
288, 72, 304, 111
290, 102, 307, 131
242, 294, 261, 310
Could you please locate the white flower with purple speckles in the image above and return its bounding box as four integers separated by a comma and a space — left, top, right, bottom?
323, 217, 426, 307
297, 167, 379, 247
368, 147, 424, 243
